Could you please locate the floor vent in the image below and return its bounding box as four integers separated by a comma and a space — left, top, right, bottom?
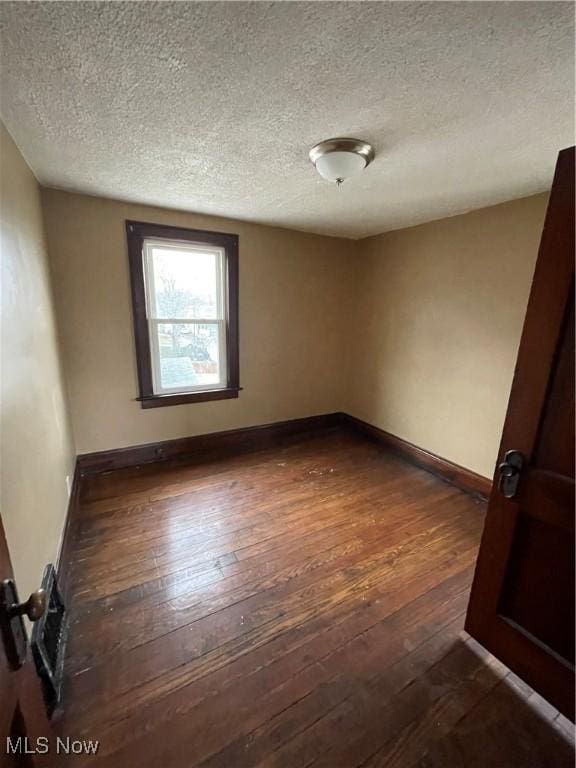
31, 564, 68, 715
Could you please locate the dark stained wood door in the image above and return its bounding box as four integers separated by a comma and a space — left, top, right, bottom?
0, 516, 51, 767
466, 146, 575, 720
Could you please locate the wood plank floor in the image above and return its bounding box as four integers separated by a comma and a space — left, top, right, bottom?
57, 429, 574, 767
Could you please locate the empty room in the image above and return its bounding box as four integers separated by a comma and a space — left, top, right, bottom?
0, 1, 574, 766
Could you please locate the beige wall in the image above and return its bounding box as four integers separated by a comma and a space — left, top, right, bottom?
41, 189, 354, 455
40, 184, 547, 479
0, 123, 76, 602
346, 194, 548, 479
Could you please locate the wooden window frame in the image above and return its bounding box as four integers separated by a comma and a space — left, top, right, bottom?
126, 220, 239, 409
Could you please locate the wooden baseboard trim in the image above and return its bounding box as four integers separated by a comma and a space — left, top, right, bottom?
56, 460, 82, 604
77, 413, 345, 475
76, 411, 491, 499
341, 413, 492, 500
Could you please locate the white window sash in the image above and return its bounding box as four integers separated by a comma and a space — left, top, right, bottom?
142, 239, 228, 395
149, 319, 227, 395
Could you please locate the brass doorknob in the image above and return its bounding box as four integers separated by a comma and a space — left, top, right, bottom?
8, 588, 47, 622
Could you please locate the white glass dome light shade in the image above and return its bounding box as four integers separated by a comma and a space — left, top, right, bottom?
309, 138, 375, 185
315, 150, 367, 183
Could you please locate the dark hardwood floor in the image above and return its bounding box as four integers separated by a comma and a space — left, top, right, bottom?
57, 429, 574, 766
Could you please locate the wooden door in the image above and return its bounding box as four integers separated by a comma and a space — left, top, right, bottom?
466, 146, 575, 720
0, 517, 51, 767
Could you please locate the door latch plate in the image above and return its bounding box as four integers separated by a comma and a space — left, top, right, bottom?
0, 579, 28, 669
498, 449, 525, 499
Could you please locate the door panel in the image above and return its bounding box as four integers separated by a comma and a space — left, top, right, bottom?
499, 512, 574, 661
532, 298, 574, 478
466, 146, 575, 720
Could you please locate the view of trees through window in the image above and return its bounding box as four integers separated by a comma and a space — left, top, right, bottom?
147, 244, 224, 391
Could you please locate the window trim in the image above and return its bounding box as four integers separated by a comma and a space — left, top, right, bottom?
126, 220, 239, 409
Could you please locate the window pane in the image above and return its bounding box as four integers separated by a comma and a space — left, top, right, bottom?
149, 244, 220, 319
156, 323, 222, 390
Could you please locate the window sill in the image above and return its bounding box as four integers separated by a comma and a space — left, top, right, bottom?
137, 388, 241, 409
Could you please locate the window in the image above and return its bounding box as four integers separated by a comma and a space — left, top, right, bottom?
126, 221, 239, 408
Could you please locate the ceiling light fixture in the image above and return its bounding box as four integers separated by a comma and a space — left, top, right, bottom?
309, 137, 375, 187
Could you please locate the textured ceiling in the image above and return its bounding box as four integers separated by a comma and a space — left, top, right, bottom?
0, 1, 573, 238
